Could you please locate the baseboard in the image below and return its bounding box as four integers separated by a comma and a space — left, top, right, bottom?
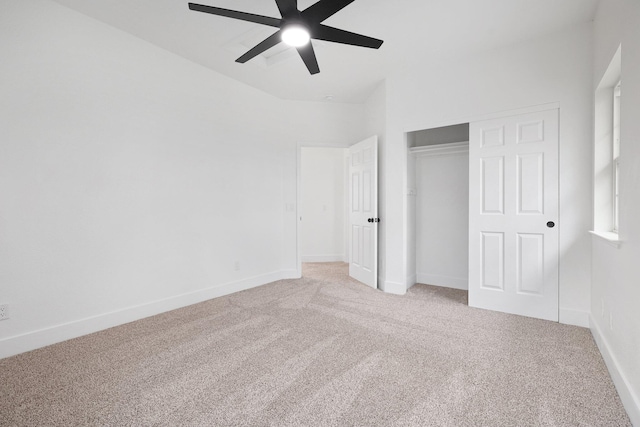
416, 273, 468, 290
559, 308, 590, 328
279, 269, 300, 280
301, 255, 346, 262
0, 270, 292, 360
381, 280, 406, 295
590, 315, 640, 426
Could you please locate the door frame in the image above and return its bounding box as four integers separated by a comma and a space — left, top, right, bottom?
403, 102, 561, 135
296, 142, 351, 278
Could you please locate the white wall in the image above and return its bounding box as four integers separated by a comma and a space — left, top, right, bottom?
590, 0, 640, 424
382, 23, 594, 327
415, 150, 469, 290
300, 147, 346, 262
0, 0, 366, 358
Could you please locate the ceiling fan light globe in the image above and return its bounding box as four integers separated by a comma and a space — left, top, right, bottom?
281, 26, 310, 47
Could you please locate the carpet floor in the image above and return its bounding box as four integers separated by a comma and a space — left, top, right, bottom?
0, 262, 631, 426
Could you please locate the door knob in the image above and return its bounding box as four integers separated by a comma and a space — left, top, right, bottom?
547, 221, 555, 228
368, 218, 373, 222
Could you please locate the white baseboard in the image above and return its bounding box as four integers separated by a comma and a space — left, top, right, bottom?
590, 315, 640, 426
301, 255, 346, 263
0, 270, 292, 360
416, 273, 468, 290
381, 280, 406, 295
559, 308, 590, 328
279, 269, 301, 280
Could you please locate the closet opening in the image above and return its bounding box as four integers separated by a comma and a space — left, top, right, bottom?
407, 123, 470, 291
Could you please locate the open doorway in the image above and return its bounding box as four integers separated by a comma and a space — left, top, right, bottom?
297, 136, 379, 290
299, 146, 349, 265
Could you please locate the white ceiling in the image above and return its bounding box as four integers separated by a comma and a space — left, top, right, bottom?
51, 0, 598, 103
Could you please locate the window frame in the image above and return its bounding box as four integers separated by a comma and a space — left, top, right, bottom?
592, 45, 621, 243
612, 81, 621, 233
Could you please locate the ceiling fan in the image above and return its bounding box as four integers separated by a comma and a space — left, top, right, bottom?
188, 0, 384, 75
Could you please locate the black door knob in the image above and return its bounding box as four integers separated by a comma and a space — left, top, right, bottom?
547, 221, 555, 228
367, 218, 373, 223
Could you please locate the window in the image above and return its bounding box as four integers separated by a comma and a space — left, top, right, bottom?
612, 81, 621, 233
592, 45, 621, 242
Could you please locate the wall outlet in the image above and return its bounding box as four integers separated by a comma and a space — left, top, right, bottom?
234, 261, 240, 271
0, 304, 9, 321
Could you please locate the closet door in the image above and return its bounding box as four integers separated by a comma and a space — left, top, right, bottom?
469, 109, 559, 321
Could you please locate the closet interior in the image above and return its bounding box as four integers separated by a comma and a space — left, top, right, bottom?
408, 123, 470, 290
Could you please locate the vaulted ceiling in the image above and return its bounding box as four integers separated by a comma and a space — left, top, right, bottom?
52, 0, 598, 103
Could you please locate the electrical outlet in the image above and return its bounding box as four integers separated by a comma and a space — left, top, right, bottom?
0, 304, 9, 321
234, 261, 240, 271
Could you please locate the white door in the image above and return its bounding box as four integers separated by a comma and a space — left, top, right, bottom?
349, 136, 378, 288
469, 109, 559, 321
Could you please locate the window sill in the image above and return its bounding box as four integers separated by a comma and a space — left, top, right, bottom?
589, 230, 622, 248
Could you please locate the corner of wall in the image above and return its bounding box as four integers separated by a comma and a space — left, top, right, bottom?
406, 274, 417, 291
559, 308, 590, 328
590, 315, 640, 426
381, 279, 407, 295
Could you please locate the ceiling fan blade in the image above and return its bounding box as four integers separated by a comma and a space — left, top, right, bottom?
188, 3, 281, 28
296, 43, 320, 75
275, 0, 300, 19
313, 24, 383, 49
301, 0, 355, 23
236, 31, 283, 63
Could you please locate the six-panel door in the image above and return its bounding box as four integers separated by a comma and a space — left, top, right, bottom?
349, 136, 378, 289
469, 109, 559, 321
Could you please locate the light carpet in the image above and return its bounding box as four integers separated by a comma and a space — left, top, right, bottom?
0, 262, 631, 426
